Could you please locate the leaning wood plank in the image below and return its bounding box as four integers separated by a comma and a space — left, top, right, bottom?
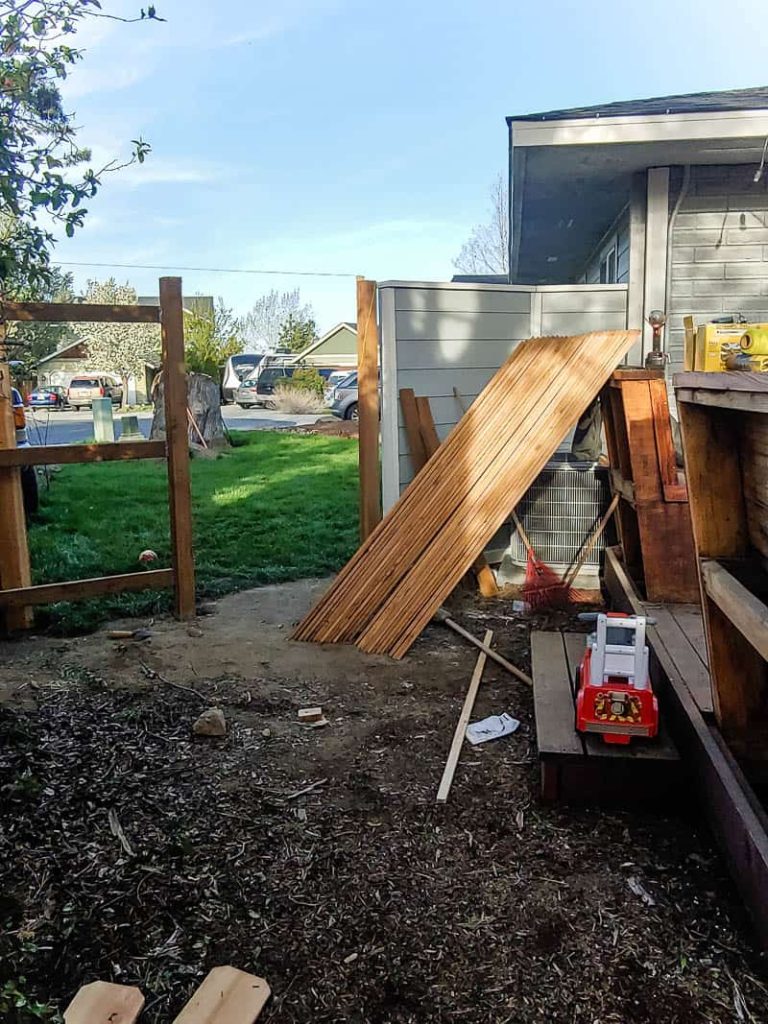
64, 981, 144, 1024
415, 395, 499, 599
701, 559, 768, 662
399, 388, 427, 473
437, 629, 493, 803
173, 966, 270, 1024
368, 332, 637, 657
295, 331, 637, 652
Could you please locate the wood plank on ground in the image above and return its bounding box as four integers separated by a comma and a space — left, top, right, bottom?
436, 629, 493, 803
172, 966, 270, 1024
668, 605, 708, 668
64, 980, 144, 1024
654, 605, 713, 713
531, 631, 583, 757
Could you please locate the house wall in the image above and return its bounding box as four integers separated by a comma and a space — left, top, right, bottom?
297, 326, 358, 368
667, 164, 768, 369
379, 281, 629, 511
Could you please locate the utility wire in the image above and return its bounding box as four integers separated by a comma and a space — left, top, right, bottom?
57, 260, 358, 279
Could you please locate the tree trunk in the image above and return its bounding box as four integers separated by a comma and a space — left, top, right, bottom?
150, 371, 229, 448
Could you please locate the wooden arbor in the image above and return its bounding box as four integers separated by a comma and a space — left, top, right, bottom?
601, 369, 699, 603
0, 277, 195, 631
675, 372, 768, 763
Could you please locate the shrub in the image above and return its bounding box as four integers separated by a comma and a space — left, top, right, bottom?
272, 384, 326, 414
289, 367, 325, 396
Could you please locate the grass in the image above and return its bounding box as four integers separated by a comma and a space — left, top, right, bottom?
28, 430, 359, 633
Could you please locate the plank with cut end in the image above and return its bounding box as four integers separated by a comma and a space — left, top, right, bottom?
437, 629, 492, 802
173, 966, 270, 1024
4, 301, 160, 323
531, 631, 582, 757
64, 981, 144, 1024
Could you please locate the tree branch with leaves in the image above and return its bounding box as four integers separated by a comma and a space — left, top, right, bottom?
0, 0, 157, 293
453, 174, 510, 277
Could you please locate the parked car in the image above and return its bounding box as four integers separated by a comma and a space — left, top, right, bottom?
11, 387, 38, 516
67, 375, 123, 410
234, 375, 261, 409
253, 366, 295, 407
28, 385, 68, 410
323, 369, 352, 404
330, 372, 359, 420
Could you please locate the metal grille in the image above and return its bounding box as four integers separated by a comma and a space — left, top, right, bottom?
505, 457, 610, 575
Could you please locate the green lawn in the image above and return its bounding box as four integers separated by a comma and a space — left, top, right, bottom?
28, 430, 359, 632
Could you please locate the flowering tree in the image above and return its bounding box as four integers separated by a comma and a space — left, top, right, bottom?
79, 278, 161, 407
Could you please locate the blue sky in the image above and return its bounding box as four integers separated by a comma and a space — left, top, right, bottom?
56, 0, 768, 332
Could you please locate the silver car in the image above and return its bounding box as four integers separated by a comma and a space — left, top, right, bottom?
330, 372, 359, 420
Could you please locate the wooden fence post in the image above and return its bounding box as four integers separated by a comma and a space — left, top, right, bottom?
356, 277, 381, 541
159, 277, 196, 619
0, 320, 32, 631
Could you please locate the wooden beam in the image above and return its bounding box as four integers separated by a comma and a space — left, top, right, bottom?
160, 277, 196, 619
683, 315, 696, 371
701, 559, 768, 662
676, 388, 768, 416
0, 568, 174, 608
0, 440, 166, 468
0, 326, 32, 631
3, 301, 160, 323
437, 630, 492, 803
356, 278, 380, 541
399, 388, 427, 473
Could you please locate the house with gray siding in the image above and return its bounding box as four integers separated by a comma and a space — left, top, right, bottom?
380, 86, 768, 524
507, 86, 768, 368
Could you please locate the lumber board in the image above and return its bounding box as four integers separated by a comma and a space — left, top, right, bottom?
701, 559, 768, 663
357, 278, 380, 540
375, 331, 637, 656
4, 301, 160, 323
295, 331, 637, 656
531, 631, 582, 757
436, 629, 492, 802
172, 966, 270, 1024
64, 980, 145, 1023
0, 568, 174, 607
648, 377, 679, 492
413, 395, 499, 599
399, 388, 427, 473
0, 440, 165, 468
0, 343, 32, 631
741, 414, 768, 560
669, 605, 708, 668
160, 277, 196, 620
674, 371, 768, 395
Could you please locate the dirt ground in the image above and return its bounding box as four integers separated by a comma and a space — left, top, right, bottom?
0, 580, 766, 1023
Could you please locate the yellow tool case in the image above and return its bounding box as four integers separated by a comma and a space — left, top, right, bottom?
684, 319, 768, 371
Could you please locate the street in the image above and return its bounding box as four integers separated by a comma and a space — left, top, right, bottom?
24, 404, 326, 445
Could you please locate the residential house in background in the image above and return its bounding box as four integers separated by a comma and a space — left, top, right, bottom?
507, 86, 768, 367
290, 322, 357, 369
36, 294, 214, 404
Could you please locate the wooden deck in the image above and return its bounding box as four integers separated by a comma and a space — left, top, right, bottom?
532, 631, 680, 803
640, 603, 713, 715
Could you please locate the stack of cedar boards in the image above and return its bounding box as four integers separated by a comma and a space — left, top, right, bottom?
293, 330, 638, 658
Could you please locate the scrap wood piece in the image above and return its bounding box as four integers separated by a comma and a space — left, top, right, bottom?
64, 981, 145, 1024
437, 629, 493, 803
295, 330, 638, 657
172, 966, 270, 1024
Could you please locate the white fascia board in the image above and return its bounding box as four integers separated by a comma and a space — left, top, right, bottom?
511, 109, 768, 148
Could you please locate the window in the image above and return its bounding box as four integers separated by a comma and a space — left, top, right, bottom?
599, 246, 617, 284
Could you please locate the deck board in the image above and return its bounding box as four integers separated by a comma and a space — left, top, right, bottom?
531, 632, 583, 757
650, 605, 714, 714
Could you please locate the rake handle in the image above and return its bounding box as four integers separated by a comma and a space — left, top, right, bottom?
511, 509, 535, 558
562, 493, 620, 588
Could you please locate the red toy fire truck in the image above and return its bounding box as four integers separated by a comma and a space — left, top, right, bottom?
575, 612, 659, 745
